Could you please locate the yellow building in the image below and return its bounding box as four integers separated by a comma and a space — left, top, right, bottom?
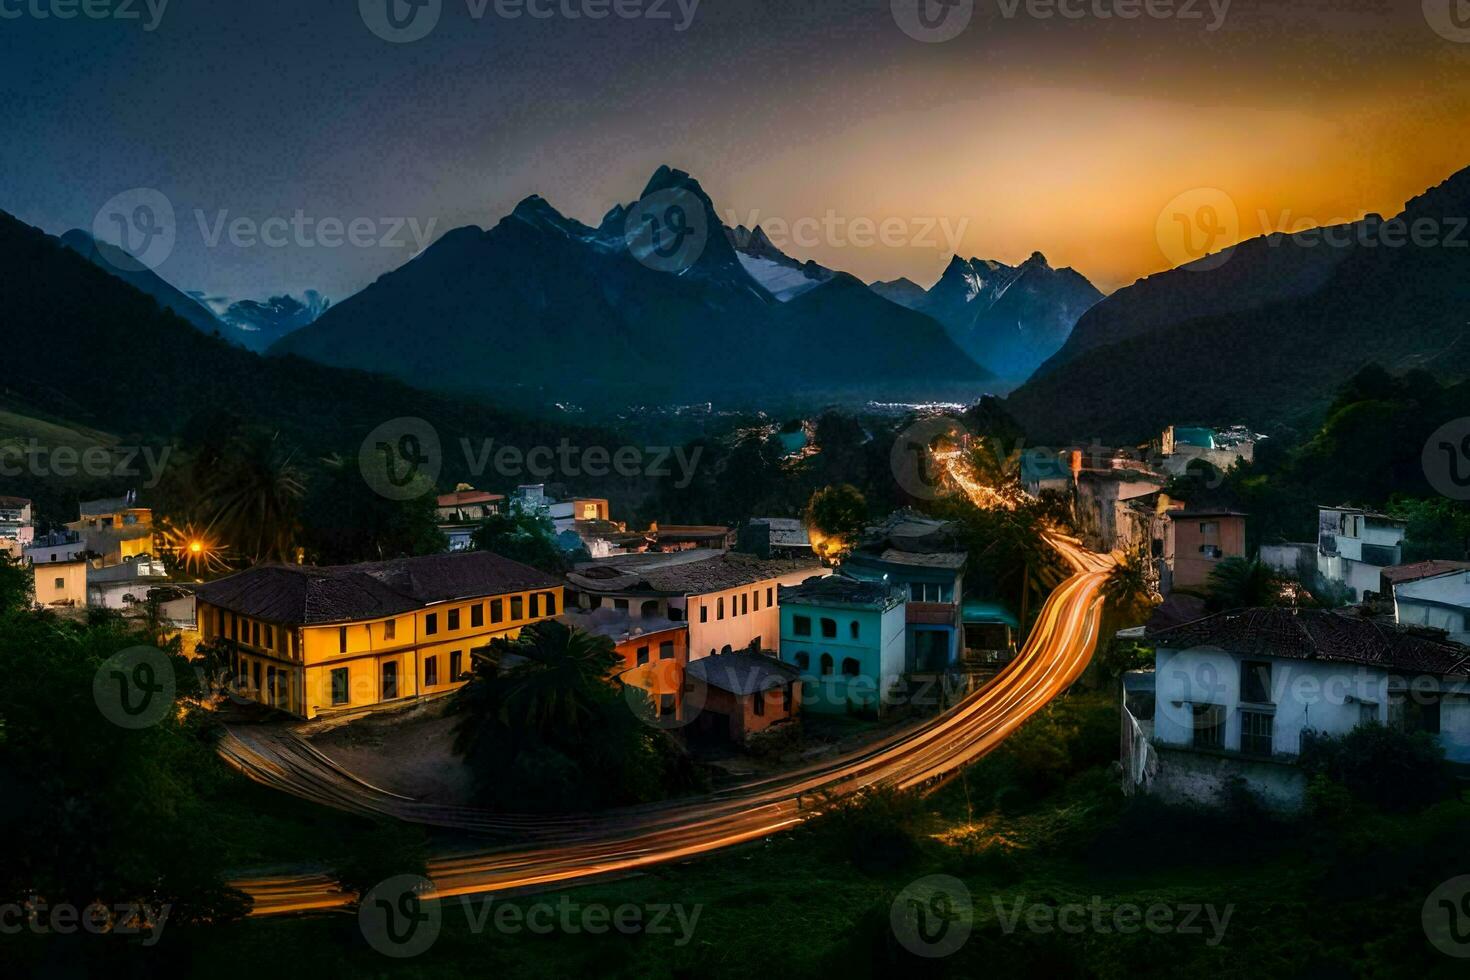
196, 551, 563, 719
67, 493, 154, 564
33, 559, 87, 608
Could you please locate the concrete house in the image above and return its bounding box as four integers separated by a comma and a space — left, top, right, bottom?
1393, 567, 1470, 646
778, 574, 907, 715
844, 512, 968, 673
1317, 506, 1406, 601
0, 495, 34, 558
1126, 608, 1470, 811
1163, 509, 1247, 591
682, 651, 801, 745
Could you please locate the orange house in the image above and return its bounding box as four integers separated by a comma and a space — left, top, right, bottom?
1166, 510, 1248, 590
562, 609, 689, 723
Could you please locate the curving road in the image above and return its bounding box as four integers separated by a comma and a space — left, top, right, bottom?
232, 461, 1114, 916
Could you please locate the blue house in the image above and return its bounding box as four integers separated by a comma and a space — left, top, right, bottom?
842, 512, 968, 673
779, 575, 907, 716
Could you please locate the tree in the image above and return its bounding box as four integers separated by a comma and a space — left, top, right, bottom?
1206, 557, 1283, 611
469, 511, 567, 574
804, 484, 868, 558
0, 556, 31, 614
299, 455, 446, 564
204, 429, 305, 564
450, 621, 702, 811
1104, 547, 1156, 623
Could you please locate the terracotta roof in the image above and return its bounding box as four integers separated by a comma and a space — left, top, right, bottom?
196, 551, 561, 625
569, 551, 820, 597
686, 651, 798, 696
1381, 560, 1470, 587
1147, 608, 1470, 676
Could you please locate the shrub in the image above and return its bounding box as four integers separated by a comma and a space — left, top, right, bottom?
1298, 724, 1453, 813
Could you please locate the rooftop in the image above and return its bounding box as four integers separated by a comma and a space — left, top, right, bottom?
686, 651, 799, 696
437, 489, 504, 508
1147, 608, 1470, 676
196, 551, 562, 625
0, 496, 32, 509
1381, 560, 1470, 587
559, 608, 685, 645
850, 548, 968, 571
569, 550, 822, 597
79, 494, 144, 516
781, 574, 905, 610
1319, 505, 1407, 524
748, 517, 811, 548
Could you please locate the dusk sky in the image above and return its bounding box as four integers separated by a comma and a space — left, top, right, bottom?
3, 0, 1468, 302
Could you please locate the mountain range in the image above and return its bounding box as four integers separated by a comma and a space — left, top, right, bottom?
873, 253, 1103, 382
1005, 164, 1470, 443
271, 167, 1020, 409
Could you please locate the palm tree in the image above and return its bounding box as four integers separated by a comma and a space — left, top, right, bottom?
204, 430, 305, 564
1206, 557, 1282, 611
451, 621, 622, 765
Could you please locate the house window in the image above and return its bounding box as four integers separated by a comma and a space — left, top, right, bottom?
850, 621, 860, 640
1240, 661, 1272, 705
339, 626, 348, 653
717, 597, 725, 620
637, 645, 650, 666
471, 604, 484, 628
753, 590, 760, 611
1200, 522, 1220, 534
253, 661, 262, 694
753, 689, 766, 716
741, 594, 748, 616
53, 577, 63, 590
659, 641, 675, 661
841, 658, 860, 677
450, 650, 463, 681
820, 618, 837, 638
794, 652, 810, 670
1192, 704, 1225, 749
543, 592, 557, 615
448, 608, 460, 631
330, 668, 349, 706
1240, 710, 1273, 757
766, 587, 773, 606
820, 653, 834, 676
382, 661, 399, 700
614, 598, 629, 612
782, 684, 793, 712
1200, 545, 1223, 559
426, 613, 438, 636
384, 619, 396, 641
265, 625, 275, 649
793, 616, 812, 637
511, 596, 524, 620
670, 606, 684, 622
642, 600, 660, 618
491, 599, 504, 624
425, 656, 439, 687
252, 622, 260, 647
530, 594, 541, 618
659, 694, 676, 718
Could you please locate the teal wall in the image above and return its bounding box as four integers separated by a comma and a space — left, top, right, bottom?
779, 600, 906, 714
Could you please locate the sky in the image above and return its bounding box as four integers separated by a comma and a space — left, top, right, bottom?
2, 0, 1468, 303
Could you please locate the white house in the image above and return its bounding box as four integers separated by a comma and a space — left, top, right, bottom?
86, 557, 171, 611
1317, 506, 1406, 601
26, 530, 87, 565
1395, 568, 1470, 646
0, 495, 34, 558
1129, 608, 1470, 811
